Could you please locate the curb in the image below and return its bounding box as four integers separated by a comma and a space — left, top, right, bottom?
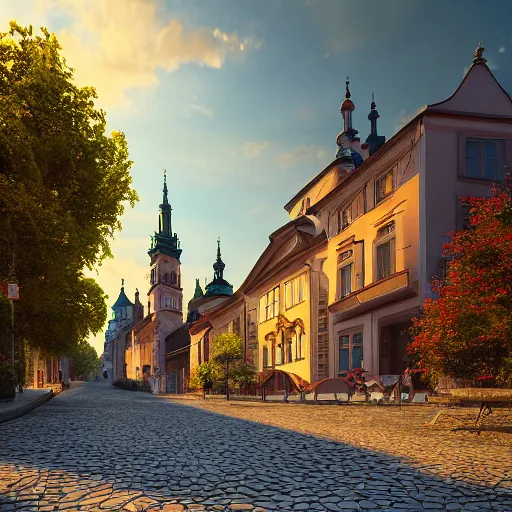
0, 390, 55, 424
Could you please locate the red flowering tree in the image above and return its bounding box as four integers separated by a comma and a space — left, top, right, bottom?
411, 177, 512, 386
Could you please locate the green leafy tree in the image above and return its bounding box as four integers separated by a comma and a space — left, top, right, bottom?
190, 360, 220, 399
229, 361, 256, 392
210, 333, 243, 400
0, 22, 138, 359
72, 341, 101, 381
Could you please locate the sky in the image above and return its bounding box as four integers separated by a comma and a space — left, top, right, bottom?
2, 0, 512, 355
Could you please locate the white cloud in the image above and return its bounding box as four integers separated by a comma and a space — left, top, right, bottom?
298, 107, 315, 121
241, 141, 273, 159
189, 104, 214, 118
275, 145, 329, 169
499, 46, 506, 53
0, 0, 262, 109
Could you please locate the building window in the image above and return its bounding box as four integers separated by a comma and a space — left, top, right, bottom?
263, 346, 269, 367
377, 240, 395, 279
340, 263, 352, 297
275, 342, 283, 365
457, 200, 474, 230
198, 338, 202, 365
150, 266, 157, 285
337, 249, 353, 299
295, 329, 304, 360
285, 274, 306, 309
286, 338, 293, 364
375, 222, 396, 280
375, 169, 394, 204
465, 139, 504, 181
259, 286, 280, 323
337, 192, 364, 233
338, 331, 363, 373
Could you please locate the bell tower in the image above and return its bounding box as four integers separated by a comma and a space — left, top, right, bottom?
147, 170, 184, 374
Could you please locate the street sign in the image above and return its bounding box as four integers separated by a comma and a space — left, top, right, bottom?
7, 283, 19, 300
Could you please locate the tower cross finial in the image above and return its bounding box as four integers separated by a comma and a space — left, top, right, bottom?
473, 40, 487, 64
121, 278, 124, 287
345, 77, 351, 99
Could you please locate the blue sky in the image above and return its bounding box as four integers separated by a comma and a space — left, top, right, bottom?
3, 0, 512, 354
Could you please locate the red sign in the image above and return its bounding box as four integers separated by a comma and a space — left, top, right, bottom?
7, 283, 19, 300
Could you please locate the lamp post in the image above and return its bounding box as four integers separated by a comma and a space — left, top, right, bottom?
7, 282, 19, 373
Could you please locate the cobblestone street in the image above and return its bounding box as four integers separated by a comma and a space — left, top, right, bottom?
1, 383, 511, 511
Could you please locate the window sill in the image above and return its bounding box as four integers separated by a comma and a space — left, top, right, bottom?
458, 175, 504, 185
284, 299, 306, 311
259, 316, 278, 325
375, 191, 394, 207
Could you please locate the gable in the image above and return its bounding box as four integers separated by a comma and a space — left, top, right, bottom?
429, 63, 512, 117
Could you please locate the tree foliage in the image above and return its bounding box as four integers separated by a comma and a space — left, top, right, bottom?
72, 341, 101, 381
190, 360, 219, 398
210, 333, 244, 400
0, 22, 137, 357
411, 177, 512, 385
228, 361, 256, 389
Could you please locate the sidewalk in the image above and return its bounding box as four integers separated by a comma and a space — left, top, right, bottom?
0, 388, 54, 424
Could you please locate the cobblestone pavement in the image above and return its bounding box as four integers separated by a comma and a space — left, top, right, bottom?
0, 383, 510, 511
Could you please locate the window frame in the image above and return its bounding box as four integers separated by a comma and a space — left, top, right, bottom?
462, 137, 505, 182
374, 222, 396, 281
284, 273, 307, 310
337, 330, 364, 374
375, 169, 394, 205
336, 191, 364, 234
259, 286, 280, 323
337, 249, 354, 299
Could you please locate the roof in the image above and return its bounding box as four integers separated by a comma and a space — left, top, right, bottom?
112, 287, 133, 309
288, 58, 512, 218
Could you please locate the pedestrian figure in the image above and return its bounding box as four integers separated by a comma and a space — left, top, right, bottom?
103, 370, 108, 380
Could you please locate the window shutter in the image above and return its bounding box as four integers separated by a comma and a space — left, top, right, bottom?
354, 241, 365, 290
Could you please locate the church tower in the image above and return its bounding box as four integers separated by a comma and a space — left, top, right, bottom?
147, 170, 184, 374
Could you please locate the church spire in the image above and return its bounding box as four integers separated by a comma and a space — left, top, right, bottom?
204, 237, 233, 297
339, 77, 358, 141
365, 93, 386, 156
213, 237, 225, 281
148, 169, 182, 262
162, 169, 169, 205
160, 169, 172, 236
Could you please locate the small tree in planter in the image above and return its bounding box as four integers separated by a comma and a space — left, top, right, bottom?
0, 354, 15, 399
190, 361, 219, 399
229, 361, 257, 395
210, 333, 243, 400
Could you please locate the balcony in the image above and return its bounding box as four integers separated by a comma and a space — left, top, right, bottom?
329, 270, 417, 321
